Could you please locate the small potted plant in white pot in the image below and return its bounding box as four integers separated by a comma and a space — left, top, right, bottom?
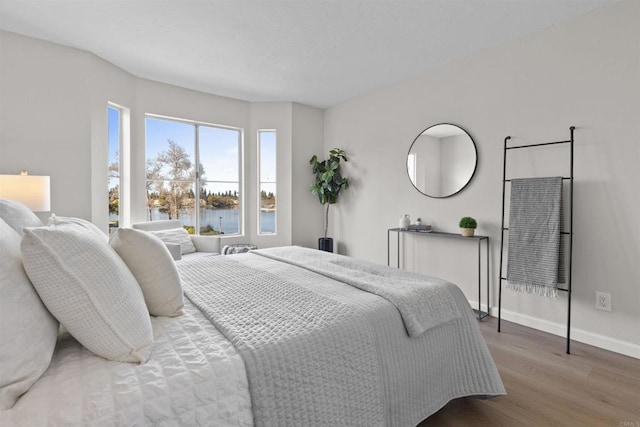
459, 216, 477, 237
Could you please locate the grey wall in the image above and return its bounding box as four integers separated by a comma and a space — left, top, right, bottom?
0, 30, 321, 249
1, 31, 94, 220
292, 103, 325, 248
324, 1, 639, 357
1, 1, 637, 357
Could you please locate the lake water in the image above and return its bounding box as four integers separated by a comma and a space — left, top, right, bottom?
145, 207, 275, 234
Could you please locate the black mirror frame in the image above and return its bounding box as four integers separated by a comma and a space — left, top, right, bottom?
407, 123, 478, 198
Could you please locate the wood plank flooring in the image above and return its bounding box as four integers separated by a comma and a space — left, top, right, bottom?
419, 316, 640, 426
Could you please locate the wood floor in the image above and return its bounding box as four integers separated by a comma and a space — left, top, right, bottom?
419, 316, 640, 426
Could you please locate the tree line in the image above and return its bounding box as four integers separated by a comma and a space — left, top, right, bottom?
109, 139, 275, 221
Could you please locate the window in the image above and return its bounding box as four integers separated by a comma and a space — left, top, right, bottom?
145, 116, 242, 235
258, 130, 276, 234
107, 105, 121, 232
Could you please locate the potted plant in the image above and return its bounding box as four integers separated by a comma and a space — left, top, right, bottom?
459, 216, 477, 237
309, 148, 349, 252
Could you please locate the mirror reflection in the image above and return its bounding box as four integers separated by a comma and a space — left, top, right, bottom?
407, 123, 477, 198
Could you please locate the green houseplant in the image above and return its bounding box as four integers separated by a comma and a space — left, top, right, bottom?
459, 216, 477, 237
309, 148, 349, 252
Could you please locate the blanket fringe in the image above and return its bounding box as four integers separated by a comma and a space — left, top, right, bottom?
506, 282, 559, 299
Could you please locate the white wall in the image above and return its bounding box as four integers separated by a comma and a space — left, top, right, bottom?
0, 30, 321, 248
0, 31, 93, 219
324, 1, 639, 357
291, 103, 325, 248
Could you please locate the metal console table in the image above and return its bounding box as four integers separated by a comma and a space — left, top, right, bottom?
387, 228, 490, 321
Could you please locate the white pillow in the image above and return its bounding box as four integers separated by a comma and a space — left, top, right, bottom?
48, 214, 106, 240
0, 198, 44, 236
21, 222, 153, 363
110, 228, 184, 317
149, 227, 196, 255
0, 218, 58, 410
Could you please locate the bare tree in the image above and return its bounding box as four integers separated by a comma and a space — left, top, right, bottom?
146, 158, 163, 220
146, 139, 208, 221
154, 140, 193, 219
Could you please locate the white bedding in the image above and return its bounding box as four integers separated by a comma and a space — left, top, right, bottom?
0, 299, 253, 427
2, 247, 504, 427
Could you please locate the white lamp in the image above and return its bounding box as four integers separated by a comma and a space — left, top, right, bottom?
0, 170, 51, 211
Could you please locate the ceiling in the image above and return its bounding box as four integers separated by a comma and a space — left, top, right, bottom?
0, 0, 615, 108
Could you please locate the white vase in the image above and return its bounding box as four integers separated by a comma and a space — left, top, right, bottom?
400, 214, 410, 230
460, 228, 475, 237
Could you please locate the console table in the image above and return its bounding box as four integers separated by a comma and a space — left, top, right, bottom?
387, 228, 489, 321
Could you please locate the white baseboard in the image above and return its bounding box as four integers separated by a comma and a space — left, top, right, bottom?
468, 300, 490, 315
467, 300, 640, 359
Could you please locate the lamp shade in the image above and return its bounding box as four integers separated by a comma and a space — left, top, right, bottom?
0, 174, 51, 211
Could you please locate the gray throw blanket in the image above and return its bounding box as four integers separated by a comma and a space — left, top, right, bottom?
507, 177, 565, 298
180, 256, 385, 427
253, 246, 461, 337
178, 249, 505, 426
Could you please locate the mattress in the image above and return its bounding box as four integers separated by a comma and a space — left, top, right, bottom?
0, 299, 253, 427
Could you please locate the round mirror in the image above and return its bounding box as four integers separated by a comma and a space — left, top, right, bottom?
407, 123, 477, 198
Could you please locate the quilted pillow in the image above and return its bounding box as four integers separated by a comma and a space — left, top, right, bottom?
148, 227, 196, 255
48, 214, 106, 241
110, 228, 184, 317
21, 222, 153, 363
0, 218, 58, 410
0, 198, 44, 236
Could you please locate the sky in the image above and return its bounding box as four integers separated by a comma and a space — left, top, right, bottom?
107, 111, 277, 198
259, 130, 276, 197
145, 117, 276, 195
107, 106, 120, 194
107, 107, 119, 164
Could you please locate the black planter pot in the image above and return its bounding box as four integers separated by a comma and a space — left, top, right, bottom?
318, 237, 333, 253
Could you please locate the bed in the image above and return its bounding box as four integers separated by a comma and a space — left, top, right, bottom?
0, 201, 504, 426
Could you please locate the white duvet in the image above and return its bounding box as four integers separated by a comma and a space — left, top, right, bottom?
0, 299, 253, 427
2, 249, 504, 426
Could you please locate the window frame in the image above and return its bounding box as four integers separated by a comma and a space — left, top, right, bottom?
107, 104, 122, 233
257, 129, 277, 235
144, 114, 244, 236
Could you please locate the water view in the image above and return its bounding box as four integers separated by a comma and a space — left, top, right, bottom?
146, 208, 275, 235
109, 121, 277, 235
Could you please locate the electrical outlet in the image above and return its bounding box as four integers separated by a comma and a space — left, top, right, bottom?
595, 292, 611, 312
